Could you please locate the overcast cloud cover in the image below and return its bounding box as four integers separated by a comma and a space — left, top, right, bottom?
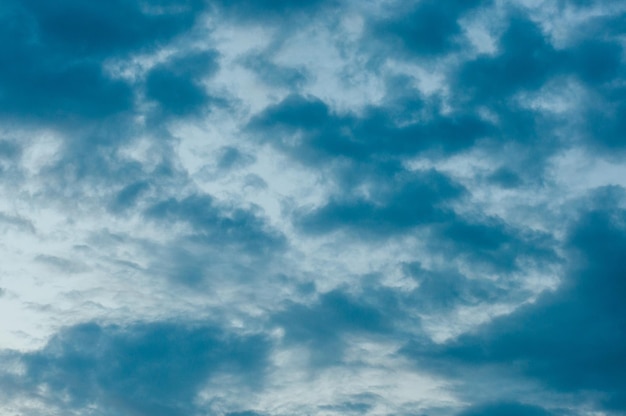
0, 0, 625, 415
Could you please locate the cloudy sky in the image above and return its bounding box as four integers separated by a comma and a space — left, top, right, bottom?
0, 0, 625, 415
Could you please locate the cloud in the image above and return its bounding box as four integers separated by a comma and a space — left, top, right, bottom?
109, 180, 151, 213
21, 0, 204, 56
226, 412, 266, 416
3, 321, 270, 416
449, 8, 625, 155
455, 16, 564, 102
0, 212, 36, 234
216, 146, 256, 171
144, 193, 285, 256
404, 262, 510, 312
368, 0, 486, 57
295, 169, 464, 237
405, 196, 626, 411
242, 52, 310, 89
248, 94, 493, 166
272, 289, 392, 364
456, 401, 554, 416
0, 0, 205, 123
434, 216, 558, 273
1, 1, 625, 415
145, 50, 221, 117
209, 0, 333, 22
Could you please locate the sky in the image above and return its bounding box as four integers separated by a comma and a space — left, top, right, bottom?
0, 0, 625, 415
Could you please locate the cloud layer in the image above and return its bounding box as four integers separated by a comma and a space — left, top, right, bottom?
1, 0, 625, 415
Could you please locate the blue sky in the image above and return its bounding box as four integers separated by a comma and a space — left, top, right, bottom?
0, 0, 625, 415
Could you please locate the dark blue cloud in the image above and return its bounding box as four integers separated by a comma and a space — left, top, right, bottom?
145, 66, 208, 116
296, 169, 464, 237
145, 51, 221, 117
272, 289, 392, 365
247, 93, 493, 242
319, 399, 374, 414
210, 0, 333, 21
226, 412, 265, 416
368, 0, 486, 57
145, 194, 285, 257
7, 321, 270, 416
455, 16, 564, 103
109, 181, 151, 213
21, 0, 204, 56
436, 217, 557, 273
405, 195, 626, 411
404, 263, 510, 312
0, 0, 206, 123
487, 168, 523, 189
249, 94, 493, 165
0, 140, 20, 160
457, 401, 554, 416
568, 39, 622, 86
595, 10, 626, 36
449, 11, 624, 154
452, 12, 622, 103
43, 137, 152, 190
216, 146, 255, 171
384, 217, 555, 314
242, 53, 310, 89
0, 51, 134, 121
584, 83, 626, 150
0, 140, 22, 178
248, 94, 348, 164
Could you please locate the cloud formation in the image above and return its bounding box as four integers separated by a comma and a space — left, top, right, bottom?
1, 0, 625, 415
